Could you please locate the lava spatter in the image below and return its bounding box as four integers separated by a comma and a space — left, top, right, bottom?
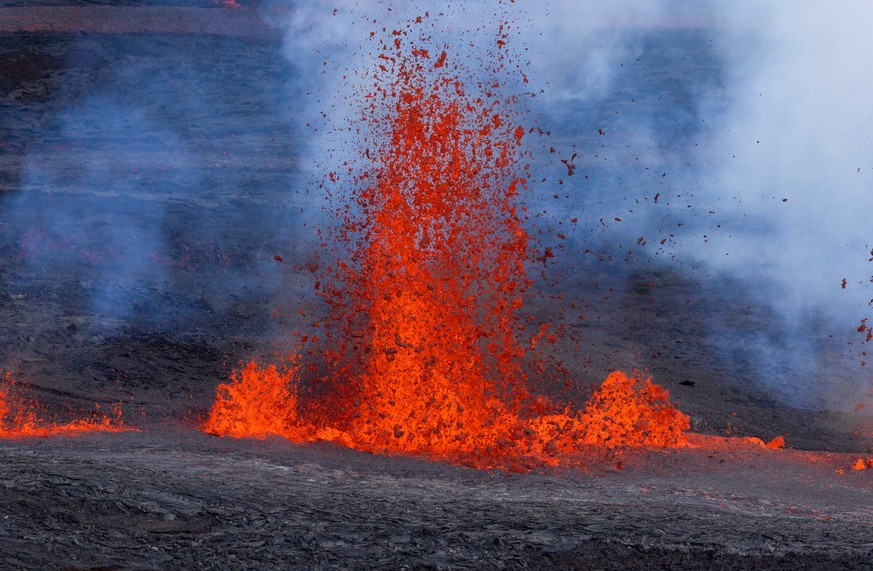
0, 372, 132, 438
203, 11, 689, 469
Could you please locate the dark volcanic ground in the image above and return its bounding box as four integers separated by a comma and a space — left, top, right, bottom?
1, 430, 872, 570
0, 4, 871, 569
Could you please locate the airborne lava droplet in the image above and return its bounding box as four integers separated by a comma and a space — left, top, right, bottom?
434, 50, 447, 68
203, 12, 689, 470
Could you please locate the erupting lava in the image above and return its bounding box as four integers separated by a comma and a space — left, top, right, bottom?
204, 13, 689, 469
0, 372, 131, 438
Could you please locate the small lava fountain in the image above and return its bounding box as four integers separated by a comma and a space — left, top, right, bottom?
204, 13, 689, 469
0, 372, 131, 438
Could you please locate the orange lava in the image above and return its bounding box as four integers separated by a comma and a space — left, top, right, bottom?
204, 360, 306, 440
205, 366, 688, 468
204, 13, 689, 469
0, 373, 131, 438
765, 435, 785, 449
852, 458, 873, 471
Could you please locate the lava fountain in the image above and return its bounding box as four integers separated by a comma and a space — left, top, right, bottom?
204, 13, 689, 469
0, 372, 132, 438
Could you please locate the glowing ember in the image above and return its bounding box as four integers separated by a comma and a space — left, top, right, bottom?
765, 436, 786, 449
0, 373, 132, 438
204, 13, 689, 469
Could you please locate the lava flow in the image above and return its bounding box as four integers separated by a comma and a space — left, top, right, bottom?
204, 14, 689, 469
0, 372, 131, 438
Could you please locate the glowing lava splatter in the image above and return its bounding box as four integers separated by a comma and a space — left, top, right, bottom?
0, 372, 131, 438
204, 12, 689, 469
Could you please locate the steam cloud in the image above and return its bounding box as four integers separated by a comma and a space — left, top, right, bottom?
534, 1, 873, 408
683, 1, 873, 408
541, 0, 873, 408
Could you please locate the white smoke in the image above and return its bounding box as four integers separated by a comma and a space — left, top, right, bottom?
695, 0, 873, 322
681, 2, 873, 407
508, 0, 873, 408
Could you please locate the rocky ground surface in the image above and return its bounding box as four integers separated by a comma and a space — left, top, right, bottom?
1, 430, 871, 570
0, 4, 871, 569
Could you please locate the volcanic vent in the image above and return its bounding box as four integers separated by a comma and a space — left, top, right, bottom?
203, 13, 688, 469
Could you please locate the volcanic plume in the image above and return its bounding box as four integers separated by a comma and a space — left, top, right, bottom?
204, 12, 688, 469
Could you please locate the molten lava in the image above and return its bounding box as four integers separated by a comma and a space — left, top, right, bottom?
0, 372, 131, 438
204, 13, 689, 469
205, 359, 313, 441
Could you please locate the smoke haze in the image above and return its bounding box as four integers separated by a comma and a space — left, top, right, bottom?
1, 32, 301, 336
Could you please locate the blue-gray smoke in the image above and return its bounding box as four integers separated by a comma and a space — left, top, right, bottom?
1, 33, 307, 336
